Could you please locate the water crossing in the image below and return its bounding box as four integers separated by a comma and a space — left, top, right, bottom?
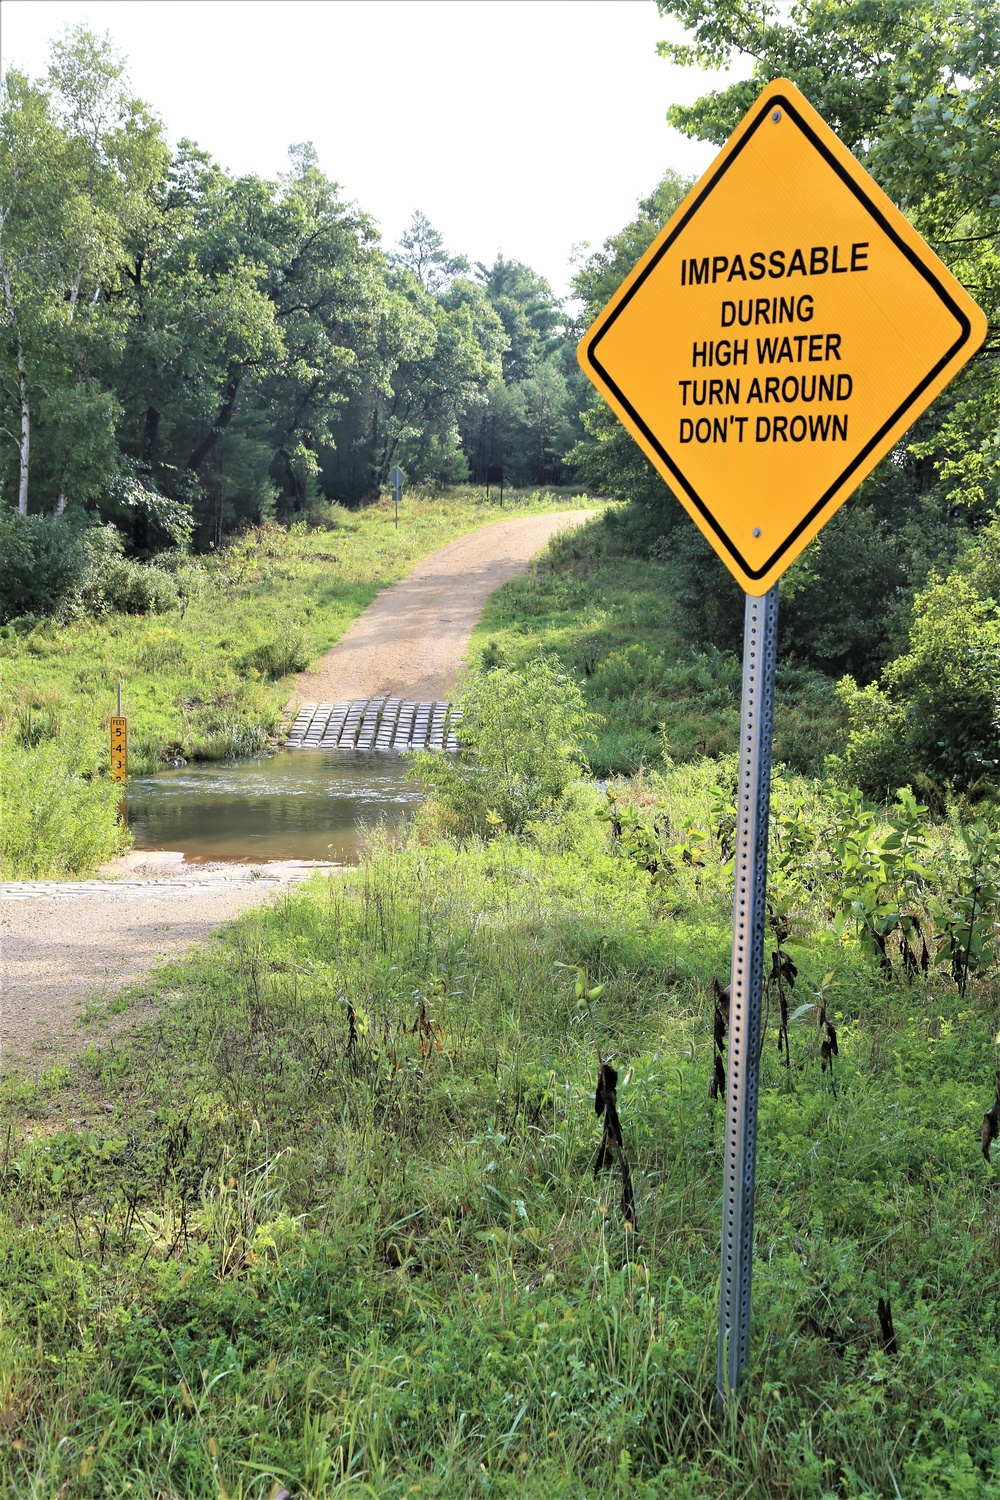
285, 698, 461, 752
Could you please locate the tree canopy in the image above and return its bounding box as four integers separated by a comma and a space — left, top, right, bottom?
0, 27, 581, 547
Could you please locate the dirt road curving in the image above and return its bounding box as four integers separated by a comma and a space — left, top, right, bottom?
288, 509, 594, 707
2, 509, 596, 1072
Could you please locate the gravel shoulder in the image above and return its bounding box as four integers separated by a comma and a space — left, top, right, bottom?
0, 854, 329, 1071
1, 509, 595, 1075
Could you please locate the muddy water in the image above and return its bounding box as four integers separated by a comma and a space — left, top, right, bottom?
125, 751, 423, 863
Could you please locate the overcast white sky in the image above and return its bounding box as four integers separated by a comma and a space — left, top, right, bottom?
2, 0, 735, 299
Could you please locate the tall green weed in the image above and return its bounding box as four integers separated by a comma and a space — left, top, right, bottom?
3, 775, 1000, 1495
409, 656, 591, 837
0, 734, 124, 876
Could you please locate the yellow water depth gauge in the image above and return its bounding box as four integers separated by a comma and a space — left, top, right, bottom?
110, 716, 127, 782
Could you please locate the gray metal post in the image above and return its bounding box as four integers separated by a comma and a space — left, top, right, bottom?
390, 466, 404, 530
717, 583, 779, 1404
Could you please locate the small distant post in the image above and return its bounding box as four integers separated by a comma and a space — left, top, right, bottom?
111, 684, 127, 782
390, 464, 405, 530
486, 463, 504, 507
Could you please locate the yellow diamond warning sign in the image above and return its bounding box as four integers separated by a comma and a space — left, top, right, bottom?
579, 78, 987, 595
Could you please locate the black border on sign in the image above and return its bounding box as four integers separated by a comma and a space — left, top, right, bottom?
584, 92, 974, 582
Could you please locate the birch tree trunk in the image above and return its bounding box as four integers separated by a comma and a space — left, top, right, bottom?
0, 211, 30, 514
55, 465, 70, 517
0, 258, 29, 516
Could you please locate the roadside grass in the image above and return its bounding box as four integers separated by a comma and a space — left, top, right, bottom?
0, 487, 598, 877
470, 505, 847, 778
3, 770, 999, 1497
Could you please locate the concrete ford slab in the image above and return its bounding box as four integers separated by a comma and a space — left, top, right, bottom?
284, 699, 459, 752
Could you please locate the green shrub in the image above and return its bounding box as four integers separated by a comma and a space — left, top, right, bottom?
587, 726, 662, 776
836, 574, 1000, 795
184, 686, 280, 761
410, 656, 591, 837
75, 525, 178, 615
0, 510, 87, 622
779, 503, 910, 679
3, 686, 64, 749
655, 519, 745, 655
132, 627, 187, 672
771, 666, 850, 778
589, 642, 669, 700
0, 737, 125, 877
302, 499, 350, 530
236, 631, 310, 680
193, 716, 270, 760
828, 676, 915, 800
883, 574, 1000, 788
966, 510, 1000, 602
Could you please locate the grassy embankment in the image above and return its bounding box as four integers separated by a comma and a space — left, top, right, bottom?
470, 505, 847, 779
3, 509, 999, 1496
0, 487, 596, 878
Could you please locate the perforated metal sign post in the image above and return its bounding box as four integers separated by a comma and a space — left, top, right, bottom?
576, 75, 987, 1407
718, 587, 778, 1401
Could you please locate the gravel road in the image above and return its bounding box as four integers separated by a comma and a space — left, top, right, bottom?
2, 509, 596, 1073
0, 855, 325, 1069
289, 509, 593, 705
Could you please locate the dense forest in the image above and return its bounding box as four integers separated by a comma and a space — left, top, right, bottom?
0, 25, 584, 552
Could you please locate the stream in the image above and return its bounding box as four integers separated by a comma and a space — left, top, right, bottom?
124, 751, 423, 863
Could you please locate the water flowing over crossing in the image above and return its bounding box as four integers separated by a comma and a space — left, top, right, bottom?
284, 698, 461, 752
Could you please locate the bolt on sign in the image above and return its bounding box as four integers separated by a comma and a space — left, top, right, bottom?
579, 77, 986, 595
110, 716, 127, 782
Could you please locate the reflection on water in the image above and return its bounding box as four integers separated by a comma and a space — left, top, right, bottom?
125, 750, 423, 863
